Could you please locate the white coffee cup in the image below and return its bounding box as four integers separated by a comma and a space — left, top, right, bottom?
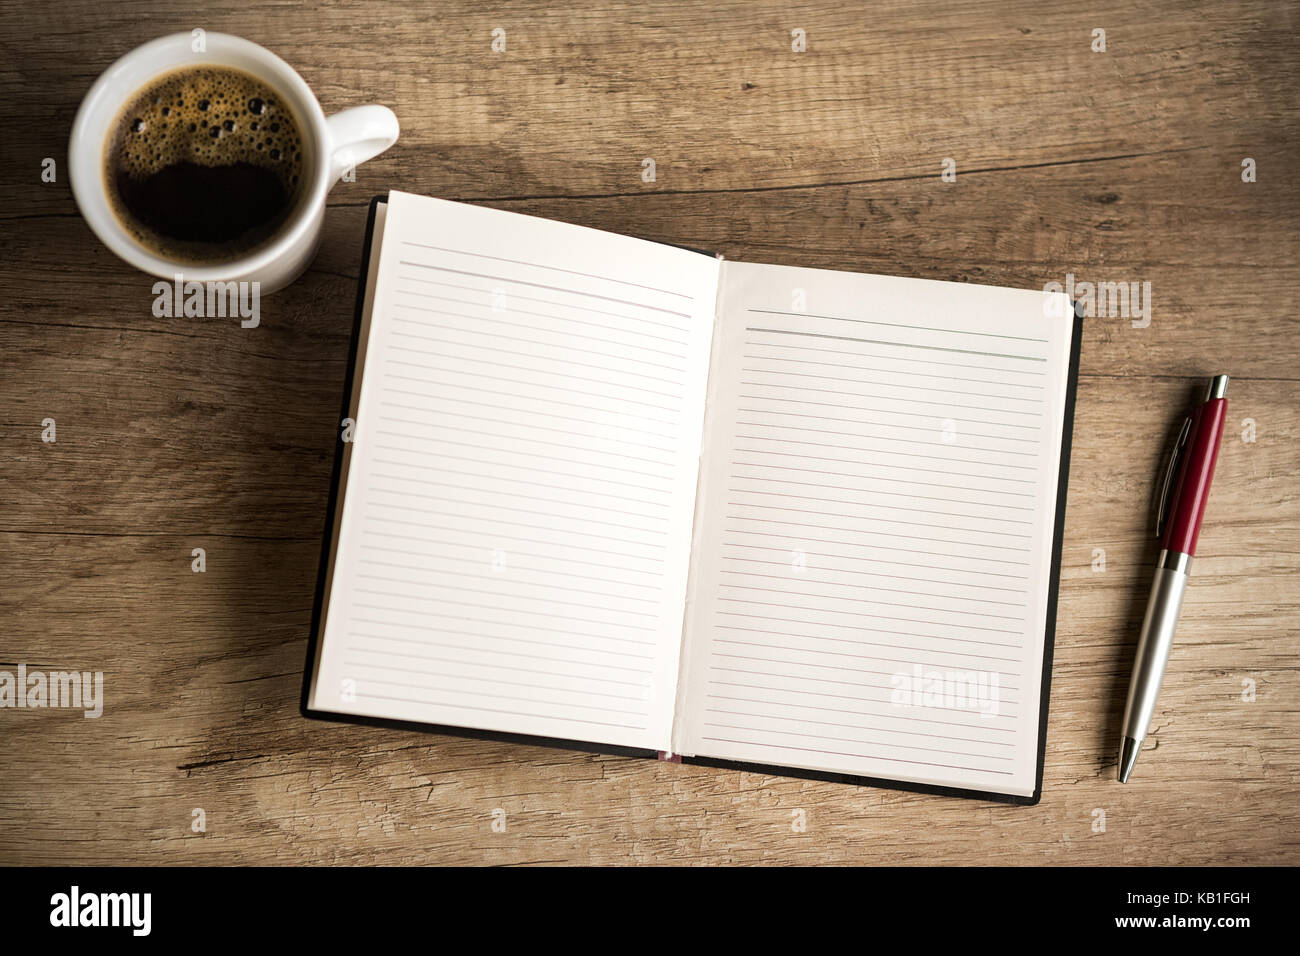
69, 32, 399, 293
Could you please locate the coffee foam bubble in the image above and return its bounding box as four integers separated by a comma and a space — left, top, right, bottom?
109, 66, 304, 193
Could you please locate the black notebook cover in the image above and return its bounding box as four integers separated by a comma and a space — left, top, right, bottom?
300, 194, 1084, 804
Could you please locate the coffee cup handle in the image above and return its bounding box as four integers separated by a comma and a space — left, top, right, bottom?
325, 105, 400, 185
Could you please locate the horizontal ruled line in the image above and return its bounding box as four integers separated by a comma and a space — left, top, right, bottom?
365, 503, 666, 552
739, 348, 1046, 390
715, 609, 1022, 649
705, 678, 1019, 719
735, 406, 1041, 443
743, 357, 1045, 404
735, 421, 1038, 458
719, 568, 1026, 607
705, 694, 1016, 734
357, 693, 647, 730
729, 470, 1032, 511
397, 276, 692, 344
400, 240, 694, 300
360, 532, 658, 577
359, 542, 662, 587
398, 259, 692, 321
347, 649, 647, 690
363, 516, 664, 565
724, 509, 1032, 550
391, 292, 690, 357
710, 662, 1020, 698
717, 594, 1023, 630
721, 529, 1031, 569
710, 623, 1019, 665
746, 325, 1046, 363
723, 514, 1031, 555
379, 410, 676, 455
344, 653, 648, 697
356, 586, 657, 631
387, 349, 683, 400
380, 394, 677, 441
355, 673, 651, 714
384, 379, 677, 427
733, 446, 1035, 485
698, 734, 1013, 775
369, 477, 668, 531
367, 492, 667, 543
733, 433, 1037, 472
372, 448, 672, 495
730, 459, 1033, 499
389, 319, 689, 383
714, 637, 1023, 679
372, 471, 668, 520
705, 706, 1013, 747
384, 369, 679, 417
702, 719, 1015, 762
354, 592, 658, 637
351, 630, 653, 673
373, 437, 674, 484
349, 619, 656, 660
746, 339, 1047, 378
719, 555, 1027, 592
740, 378, 1040, 418
746, 308, 1050, 344
708, 678, 1018, 718
355, 572, 658, 618
728, 486, 1034, 526
359, 557, 661, 604
376, 421, 675, 468
738, 392, 1041, 432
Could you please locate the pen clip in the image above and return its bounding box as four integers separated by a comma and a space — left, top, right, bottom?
1155, 415, 1192, 539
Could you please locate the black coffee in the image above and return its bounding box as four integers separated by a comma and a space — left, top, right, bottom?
105, 66, 306, 264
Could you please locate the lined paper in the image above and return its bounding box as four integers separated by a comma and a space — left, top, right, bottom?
674, 261, 1074, 796
310, 192, 720, 752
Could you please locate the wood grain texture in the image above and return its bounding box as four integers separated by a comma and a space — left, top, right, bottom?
1, 0, 1297, 865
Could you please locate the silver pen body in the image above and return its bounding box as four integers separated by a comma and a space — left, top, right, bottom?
1118, 549, 1191, 782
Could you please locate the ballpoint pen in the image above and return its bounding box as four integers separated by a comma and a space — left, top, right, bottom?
1118, 374, 1229, 783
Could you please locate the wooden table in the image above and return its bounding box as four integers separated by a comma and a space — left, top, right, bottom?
2, 0, 1296, 866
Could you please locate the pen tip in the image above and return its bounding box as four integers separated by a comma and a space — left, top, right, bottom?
1118, 736, 1141, 783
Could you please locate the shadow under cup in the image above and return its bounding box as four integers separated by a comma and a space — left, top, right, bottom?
104, 64, 311, 266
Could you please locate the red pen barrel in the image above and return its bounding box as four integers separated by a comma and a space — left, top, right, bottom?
1159, 397, 1227, 557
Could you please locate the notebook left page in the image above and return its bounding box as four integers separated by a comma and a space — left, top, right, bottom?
307, 191, 722, 753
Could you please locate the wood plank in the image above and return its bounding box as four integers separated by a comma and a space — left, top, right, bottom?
0, 0, 1296, 865
2, 378, 1295, 864
3, 1, 1295, 209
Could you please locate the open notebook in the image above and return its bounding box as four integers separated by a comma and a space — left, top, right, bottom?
302, 190, 1081, 803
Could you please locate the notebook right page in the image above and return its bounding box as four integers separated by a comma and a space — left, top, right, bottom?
674, 260, 1075, 799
